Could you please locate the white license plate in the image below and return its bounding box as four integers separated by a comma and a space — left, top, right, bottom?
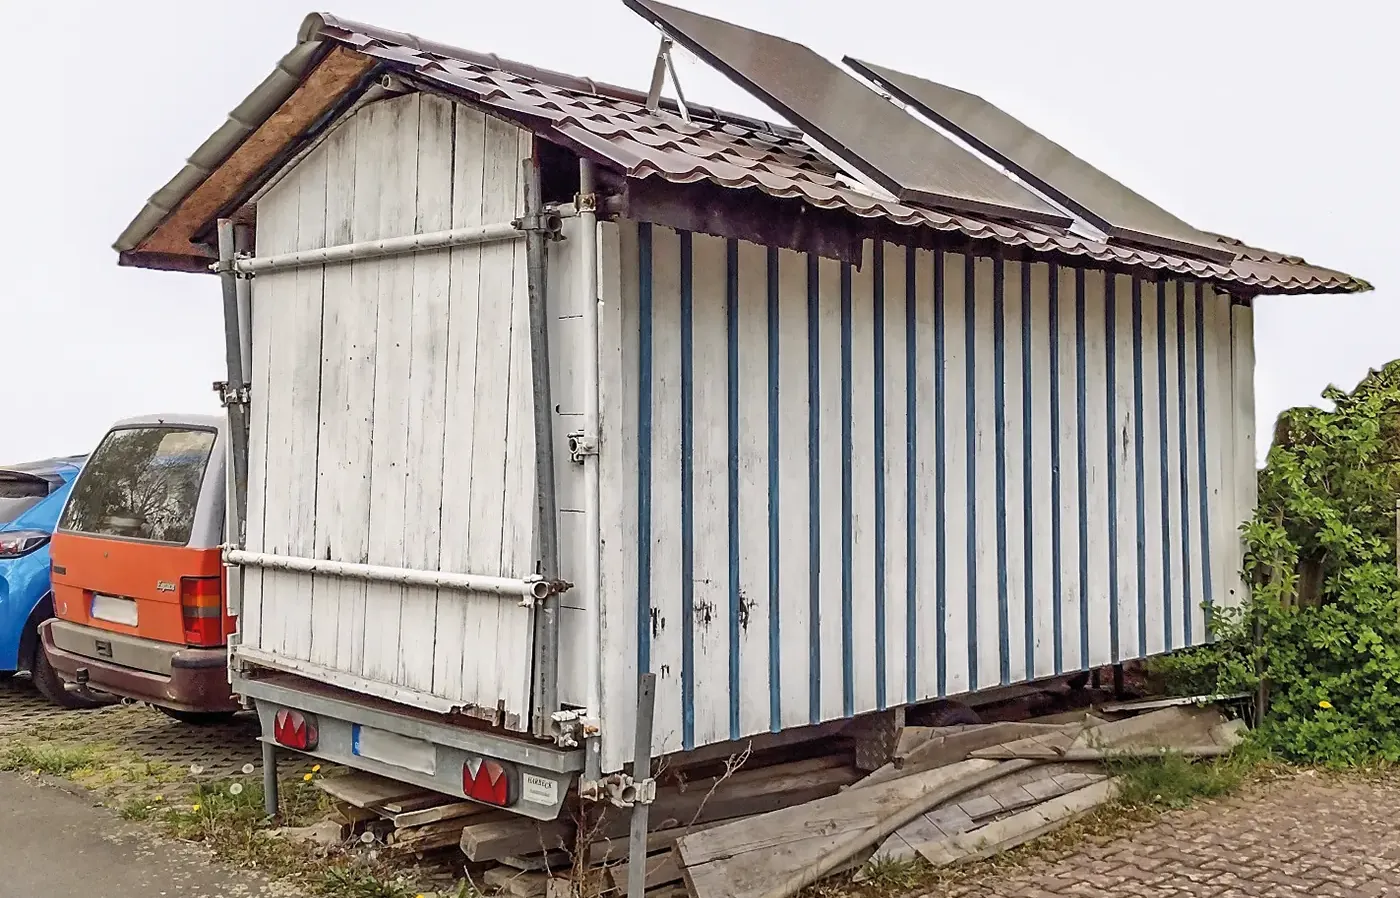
352, 725, 437, 776
91, 595, 139, 627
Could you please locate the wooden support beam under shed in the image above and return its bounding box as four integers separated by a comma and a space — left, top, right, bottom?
127, 46, 375, 269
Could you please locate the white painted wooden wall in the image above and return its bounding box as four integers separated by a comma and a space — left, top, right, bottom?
240, 93, 540, 729
596, 222, 1257, 771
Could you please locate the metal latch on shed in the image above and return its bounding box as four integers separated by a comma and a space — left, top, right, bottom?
578, 772, 657, 808
567, 431, 598, 464
213, 380, 250, 408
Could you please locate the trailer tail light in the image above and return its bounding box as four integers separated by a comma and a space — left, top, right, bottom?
180, 576, 223, 646
273, 709, 319, 751
463, 758, 514, 807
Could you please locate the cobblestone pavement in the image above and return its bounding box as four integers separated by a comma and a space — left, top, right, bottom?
940, 772, 1400, 898
0, 674, 303, 779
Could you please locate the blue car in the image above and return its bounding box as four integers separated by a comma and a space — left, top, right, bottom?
0, 455, 101, 705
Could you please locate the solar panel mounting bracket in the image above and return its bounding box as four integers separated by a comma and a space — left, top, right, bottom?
645, 33, 691, 122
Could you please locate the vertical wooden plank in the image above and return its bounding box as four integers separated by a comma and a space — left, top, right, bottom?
849, 244, 878, 715
465, 114, 524, 711
817, 254, 844, 721
775, 247, 812, 730
1160, 282, 1185, 652
648, 225, 685, 755
494, 128, 538, 725
434, 105, 487, 697
972, 256, 999, 690
598, 220, 640, 771
361, 94, 421, 684
735, 239, 771, 737
1230, 302, 1257, 611
1054, 265, 1082, 672
243, 167, 300, 652
688, 232, 730, 748
911, 249, 941, 701
940, 253, 970, 696
1026, 263, 1055, 677
1205, 287, 1235, 630
396, 95, 455, 694
308, 114, 358, 670
501, 127, 539, 575
1080, 271, 1112, 669
1139, 280, 1166, 658
1000, 259, 1027, 685
1179, 283, 1204, 645
1112, 273, 1138, 664
881, 243, 909, 708
277, 139, 329, 662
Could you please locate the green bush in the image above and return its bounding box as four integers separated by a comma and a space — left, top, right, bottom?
1157, 361, 1400, 766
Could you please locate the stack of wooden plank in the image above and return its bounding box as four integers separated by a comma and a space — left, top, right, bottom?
317, 770, 515, 854
665, 704, 1245, 898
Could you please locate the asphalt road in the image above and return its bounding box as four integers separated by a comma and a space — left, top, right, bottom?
0, 772, 282, 898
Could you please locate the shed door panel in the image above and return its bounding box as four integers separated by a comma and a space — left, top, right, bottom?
240, 93, 539, 729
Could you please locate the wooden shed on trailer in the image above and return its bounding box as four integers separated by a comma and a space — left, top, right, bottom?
115, 9, 1368, 789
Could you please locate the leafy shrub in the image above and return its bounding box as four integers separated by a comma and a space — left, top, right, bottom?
1157, 361, 1400, 766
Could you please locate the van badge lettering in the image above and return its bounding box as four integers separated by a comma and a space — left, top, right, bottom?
156, 580, 177, 593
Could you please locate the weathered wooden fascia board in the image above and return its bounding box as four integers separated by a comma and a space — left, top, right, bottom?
126, 46, 376, 271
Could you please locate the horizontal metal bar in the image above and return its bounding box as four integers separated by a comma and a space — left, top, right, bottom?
225, 549, 550, 600
234, 665, 586, 773
232, 221, 522, 274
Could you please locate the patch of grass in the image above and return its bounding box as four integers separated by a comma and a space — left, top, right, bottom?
1108, 747, 1262, 810
858, 854, 929, 892
0, 741, 105, 776
320, 865, 419, 898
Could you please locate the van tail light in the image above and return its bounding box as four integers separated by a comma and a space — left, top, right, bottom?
463, 758, 514, 806
180, 576, 224, 646
273, 709, 318, 751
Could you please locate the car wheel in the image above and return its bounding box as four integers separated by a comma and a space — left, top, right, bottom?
30, 647, 109, 710
156, 706, 238, 725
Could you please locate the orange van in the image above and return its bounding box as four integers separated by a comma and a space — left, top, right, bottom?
39, 414, 239, 722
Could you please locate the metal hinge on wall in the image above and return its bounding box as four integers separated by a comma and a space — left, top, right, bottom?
213, 380, 250, 408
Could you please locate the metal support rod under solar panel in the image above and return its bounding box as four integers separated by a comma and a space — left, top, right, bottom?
844, 57, 1237, 265
622, 0, 1072, 229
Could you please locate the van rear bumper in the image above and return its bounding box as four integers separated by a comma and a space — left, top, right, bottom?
39, 619, 239, 713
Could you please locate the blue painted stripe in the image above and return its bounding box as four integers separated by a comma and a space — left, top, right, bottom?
1048, 264, 1063, 674
1132, 278, 1148, 660
965, 253, 979, 691
637, 223, 654, 678
933, 250, 948, 697
725, 239, 741, 741
806, 254, 822, 723
1104, 273, 1120, 664
840, 261, 855, 718
1074, 269, 1090, 667
1021, 261, 1035, 680
679, 231, 695, 750
992, 256, 1010, 685
872, 243, 888, 710
1177, 282, 1195, 645
1194, 284, 1214, 619
1158, 281, 1174, 651
766, 247, 781, 732
905, 247, 919, 704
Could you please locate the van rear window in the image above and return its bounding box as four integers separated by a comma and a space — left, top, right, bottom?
60, 427, 216, 545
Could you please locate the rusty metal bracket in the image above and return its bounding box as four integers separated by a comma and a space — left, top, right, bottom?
212, 380, 251, 408
579, 772, 656, 808
511, 210, 564, 240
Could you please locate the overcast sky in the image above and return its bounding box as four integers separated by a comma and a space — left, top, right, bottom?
1, 1, 1391, 464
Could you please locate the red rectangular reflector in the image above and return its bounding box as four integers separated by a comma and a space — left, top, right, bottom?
273, 708, 318, 751
463, 757, 513, 806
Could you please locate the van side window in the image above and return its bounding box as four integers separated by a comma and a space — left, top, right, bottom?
60, 427, 216, 545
